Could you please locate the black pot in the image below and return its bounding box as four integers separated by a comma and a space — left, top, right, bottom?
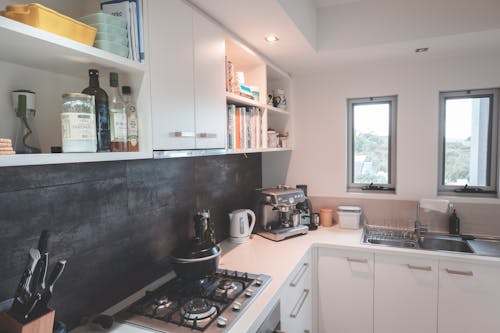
171, 240, 221, 280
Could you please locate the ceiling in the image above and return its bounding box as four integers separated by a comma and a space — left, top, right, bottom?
189, 0, 500, 76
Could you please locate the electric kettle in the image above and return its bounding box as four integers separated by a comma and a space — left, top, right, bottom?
229, 209, 256, 243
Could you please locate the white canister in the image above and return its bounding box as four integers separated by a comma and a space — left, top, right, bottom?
337, 206, 362, 229
61, 93, 97, 153
273, 88, 287, 109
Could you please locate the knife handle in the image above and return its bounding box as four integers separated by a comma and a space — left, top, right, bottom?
37, 230, 50, 254
14, 249, 40, 300
47, 260, 66, 292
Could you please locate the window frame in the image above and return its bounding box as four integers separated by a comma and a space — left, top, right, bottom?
347, 95, 397, 192
438, 88, 499, 196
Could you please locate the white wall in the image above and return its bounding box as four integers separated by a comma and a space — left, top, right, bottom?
286, 52, 500, 201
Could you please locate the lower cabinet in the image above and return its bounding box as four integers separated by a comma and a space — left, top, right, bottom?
374, 254, 438, 333
281, 250, 312, 333
317, 248, 374, 333
438, 260, 500, 333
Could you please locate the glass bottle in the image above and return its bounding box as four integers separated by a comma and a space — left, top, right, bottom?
122, 86, 139, 152
108, 72, 127, 152
82, 69, 110, 152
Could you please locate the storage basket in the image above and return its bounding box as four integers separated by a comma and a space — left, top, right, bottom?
4, 3, 96, 46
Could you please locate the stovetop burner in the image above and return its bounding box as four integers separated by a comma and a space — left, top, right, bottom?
116, 270, 271, 333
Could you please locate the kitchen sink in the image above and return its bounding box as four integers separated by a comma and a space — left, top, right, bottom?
366, 238, 417, 249
418, 235, 473, 253
362, 226, 474, 254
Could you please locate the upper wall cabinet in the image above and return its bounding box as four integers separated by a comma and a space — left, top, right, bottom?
149, 0, 226, 151
0, 0, 152, 167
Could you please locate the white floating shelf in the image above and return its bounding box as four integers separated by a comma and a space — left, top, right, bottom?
0, 151, 153, 167
226, 92, 290, 116
0, 16, 146, 77
226, 147, 292, 154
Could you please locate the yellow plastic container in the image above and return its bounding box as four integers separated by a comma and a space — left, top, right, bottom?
4, 3, 96, 46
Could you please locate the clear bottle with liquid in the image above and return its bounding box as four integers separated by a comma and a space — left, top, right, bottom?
122, 86, 139, 152
108, 72, 127, 152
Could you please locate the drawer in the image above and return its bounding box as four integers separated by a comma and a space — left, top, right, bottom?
281, 287, 312, 333
282, 250, 312, 317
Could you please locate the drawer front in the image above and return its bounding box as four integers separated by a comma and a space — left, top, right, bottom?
281, 287, 312, 333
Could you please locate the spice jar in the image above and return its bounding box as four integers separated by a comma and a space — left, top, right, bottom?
61, 93, 97, 153
320, 208, 334, 227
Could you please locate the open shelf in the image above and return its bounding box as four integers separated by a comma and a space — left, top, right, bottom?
0, 16, 145, 78
226, 92, 290, 115
0, 151, 153, 167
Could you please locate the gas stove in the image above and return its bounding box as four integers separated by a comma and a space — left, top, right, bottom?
115, 270, 271, 333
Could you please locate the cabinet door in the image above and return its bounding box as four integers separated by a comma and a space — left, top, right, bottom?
149, 0, 195, 150
438, 260, 500, 333
193, 11, 226, 149
317, 248, 374, 333
374, 254, 438, 333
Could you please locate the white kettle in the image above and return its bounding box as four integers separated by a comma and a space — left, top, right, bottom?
229, 209, 256, 243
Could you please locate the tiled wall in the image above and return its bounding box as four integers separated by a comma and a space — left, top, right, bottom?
0, 154, 261, 328
312, 196, 500, 236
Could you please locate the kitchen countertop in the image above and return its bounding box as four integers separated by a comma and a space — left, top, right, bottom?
72, 226, 500, 333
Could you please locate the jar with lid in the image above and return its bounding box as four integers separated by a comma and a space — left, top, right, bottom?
60, 93, 97, 152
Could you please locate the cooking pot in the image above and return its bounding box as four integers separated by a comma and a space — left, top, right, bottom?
171, 210, 221, 280
171, 240, 221, 280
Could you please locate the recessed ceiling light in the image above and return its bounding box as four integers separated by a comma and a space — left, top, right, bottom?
415, 47, 429, 53
264, 34, 279, 43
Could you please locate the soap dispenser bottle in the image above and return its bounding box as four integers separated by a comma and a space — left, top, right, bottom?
449, 209, 460, 235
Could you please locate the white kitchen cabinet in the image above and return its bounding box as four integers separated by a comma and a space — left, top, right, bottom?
438, 259, 500, 333
281, 250, 312, 333
317, 248, 374, 333
374, 254, 438, 333
149, 0, 226, 151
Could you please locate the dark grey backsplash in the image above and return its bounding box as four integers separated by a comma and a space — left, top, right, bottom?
0, 153, 261, 328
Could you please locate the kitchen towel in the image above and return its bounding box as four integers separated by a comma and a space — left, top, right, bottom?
419, 199, 451, 213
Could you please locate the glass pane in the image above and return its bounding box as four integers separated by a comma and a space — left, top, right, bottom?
444, 97, 491, 186
353, 103, 390, 184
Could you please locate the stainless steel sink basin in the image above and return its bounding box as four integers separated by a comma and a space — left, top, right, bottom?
366, 238, 417, 249
362, 226, 474, 253
418, 234, 473, 253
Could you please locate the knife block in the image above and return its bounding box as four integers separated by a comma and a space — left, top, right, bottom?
0, 309, 54, 333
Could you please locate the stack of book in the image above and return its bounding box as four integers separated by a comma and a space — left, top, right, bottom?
100, 0, 144, 62
227, 105, 267, 150
225, 58, 258, 100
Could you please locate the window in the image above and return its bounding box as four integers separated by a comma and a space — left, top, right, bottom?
347, 96, 397, 192
438, 88, 499, 195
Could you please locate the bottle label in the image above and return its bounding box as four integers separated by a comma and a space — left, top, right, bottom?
127, 117, 138, 146
110, 110, 127, 142
61, 113, 96, 142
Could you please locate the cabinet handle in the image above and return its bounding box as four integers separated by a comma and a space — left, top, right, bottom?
407, 264, 432, 271
445, 268, 473, 276
170, 131, 195, 138
346, 257, 368, 264
196, 132, 217, 138
290, 289, 309, 318
290, 263, 309, 287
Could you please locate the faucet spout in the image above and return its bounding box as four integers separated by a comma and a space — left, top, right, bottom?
414, 202, 428, 239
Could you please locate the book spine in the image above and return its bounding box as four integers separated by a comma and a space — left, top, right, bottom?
227, 105, 235, 149
235, 108, 241, 149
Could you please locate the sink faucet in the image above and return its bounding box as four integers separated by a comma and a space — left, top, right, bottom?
414, 202, 428, 240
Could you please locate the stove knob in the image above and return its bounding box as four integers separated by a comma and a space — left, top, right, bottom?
232, 301, 242, 311
254, 279, 263, 287
217, 316, 228, 327
245, 289, 254, 297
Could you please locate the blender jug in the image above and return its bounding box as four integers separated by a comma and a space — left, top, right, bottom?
12, 90, 41, 154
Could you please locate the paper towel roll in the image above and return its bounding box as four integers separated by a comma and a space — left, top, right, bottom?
419, 199, 451, 213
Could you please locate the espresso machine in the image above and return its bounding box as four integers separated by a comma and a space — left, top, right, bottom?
255, 185, 309, 241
